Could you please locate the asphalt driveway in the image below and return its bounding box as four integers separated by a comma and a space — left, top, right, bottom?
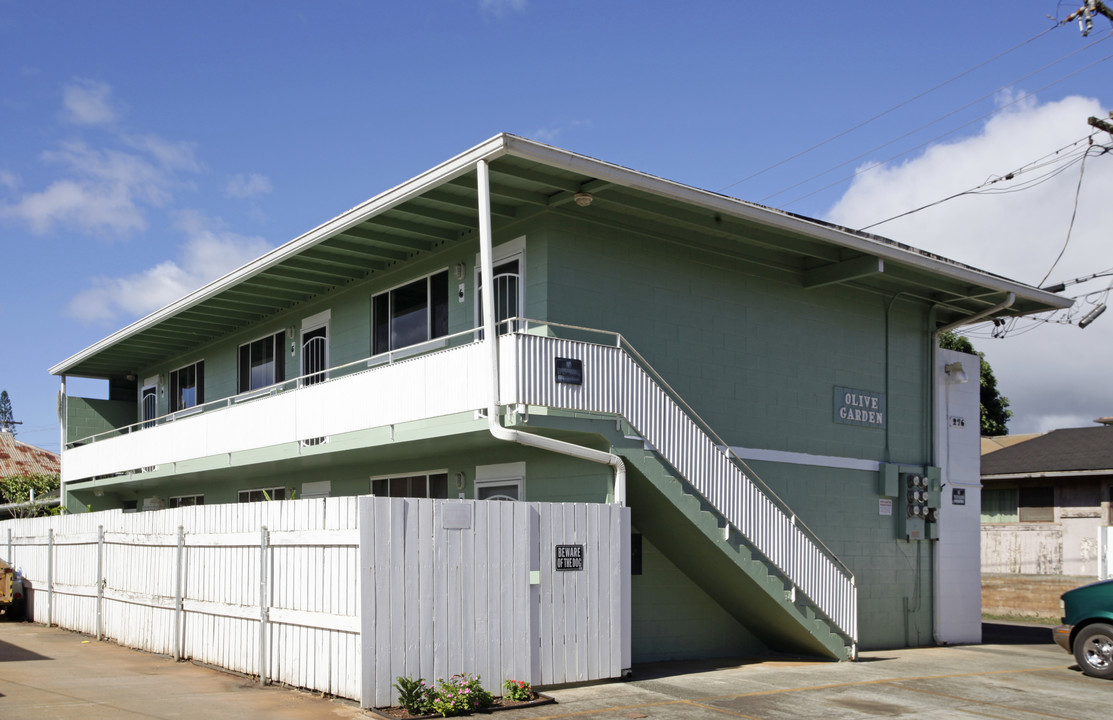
1, 620, 1105, 719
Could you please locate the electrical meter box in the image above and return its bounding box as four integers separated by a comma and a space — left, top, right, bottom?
898, 469, 941, 541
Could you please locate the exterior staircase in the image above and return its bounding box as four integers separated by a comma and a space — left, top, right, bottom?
502, 326, 857, 660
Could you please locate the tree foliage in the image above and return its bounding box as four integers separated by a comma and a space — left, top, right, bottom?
0, 389, 13, 435
0, 473, 60, 518
938, 331, 1011, 436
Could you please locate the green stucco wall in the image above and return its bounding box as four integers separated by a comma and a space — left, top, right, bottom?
66, 397, 135, 445
64, 211, 942, 652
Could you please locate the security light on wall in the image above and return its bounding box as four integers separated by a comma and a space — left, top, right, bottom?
455, 262, 466, 280
455, 472, 466, 490
944, 362, 968, 384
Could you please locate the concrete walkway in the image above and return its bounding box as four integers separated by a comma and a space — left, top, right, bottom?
2, 621, 1107, 719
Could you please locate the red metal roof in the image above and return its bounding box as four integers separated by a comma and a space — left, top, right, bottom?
0, 432, 60, 477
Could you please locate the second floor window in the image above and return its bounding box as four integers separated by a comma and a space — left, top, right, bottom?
372, 270, 449, 355
169, 361, 204, 412
238, 331, 286, 393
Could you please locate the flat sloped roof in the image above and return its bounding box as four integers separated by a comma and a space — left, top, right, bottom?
51, 133, 1073, 379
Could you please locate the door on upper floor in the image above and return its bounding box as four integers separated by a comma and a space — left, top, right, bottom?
476, 236, 524, 334
301, 310, 330, 386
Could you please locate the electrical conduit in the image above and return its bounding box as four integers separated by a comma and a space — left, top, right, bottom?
476, 159, 626, 505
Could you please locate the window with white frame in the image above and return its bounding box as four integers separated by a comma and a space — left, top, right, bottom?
238, 486, 287, 503
372, 270, 449, 355
168, 494, 204, 508
474, 461, 524, 501
169, 360, 204, 413
370, 472, 449, 499
238, 331, 286, 393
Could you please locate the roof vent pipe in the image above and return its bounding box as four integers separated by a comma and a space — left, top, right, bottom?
476, 159, 626, 504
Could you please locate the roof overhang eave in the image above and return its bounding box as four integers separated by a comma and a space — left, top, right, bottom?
50, 135, 513, 377
500, 135, 1073, 317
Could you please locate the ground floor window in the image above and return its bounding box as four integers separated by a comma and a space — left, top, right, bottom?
370, 472, 449, 499
981, 486, 1054, 523
238, 487, 287, 503
474, 461, 525, 501
168, 494, 204, 508
475, 480, 521, 501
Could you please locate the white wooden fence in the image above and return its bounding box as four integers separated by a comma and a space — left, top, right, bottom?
1, 496, 630, 708
359, 497, 631, 707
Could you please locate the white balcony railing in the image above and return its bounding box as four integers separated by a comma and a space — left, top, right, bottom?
63, 330, 492, 483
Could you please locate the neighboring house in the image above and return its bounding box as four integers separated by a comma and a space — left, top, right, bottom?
0, 429, 61, 518
981, 421, 1113, 618
982, 422, 1113, 575
50, 134, 1068, 660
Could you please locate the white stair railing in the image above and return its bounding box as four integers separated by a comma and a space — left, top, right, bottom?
503, 324, 857, 643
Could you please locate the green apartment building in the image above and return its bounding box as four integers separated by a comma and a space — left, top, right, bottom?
51, 134, 1070, 662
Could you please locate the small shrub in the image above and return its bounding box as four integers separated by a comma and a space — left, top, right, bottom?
428, 674, 492, 717
393, 675, 433, 716
502, 678, 532, 702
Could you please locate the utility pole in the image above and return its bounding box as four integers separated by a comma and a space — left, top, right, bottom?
1066, 1, 1113, 36
1088, 113, 1113, 135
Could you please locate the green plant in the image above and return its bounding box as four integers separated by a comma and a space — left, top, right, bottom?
428, 674, 492, 717
392, 675, 433, 716
502, 678, 532, 702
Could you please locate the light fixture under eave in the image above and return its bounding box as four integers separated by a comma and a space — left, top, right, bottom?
944, 361, 968, 384
573, 192, 594, 207
1079, 304, 1107, 329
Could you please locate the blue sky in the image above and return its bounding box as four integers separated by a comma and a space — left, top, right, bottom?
3, 1, 1113, 452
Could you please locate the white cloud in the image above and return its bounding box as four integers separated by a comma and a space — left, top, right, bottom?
0, 170, 20, 191
61, 78, 121, 126
225, 173, 273, 199
532, 119, 590, 144
480, 0, 527, 17
66, 212, 272, 324
826, 95, 1113, 433
1, 133, 199, 236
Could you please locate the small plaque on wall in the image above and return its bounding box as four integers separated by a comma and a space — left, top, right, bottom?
555, 357, 583, 385
952, 488, 966, 506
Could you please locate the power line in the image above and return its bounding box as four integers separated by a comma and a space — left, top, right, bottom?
779, 46, 1113, 208
856, 136, 1098, 231
717, 23, 1064, 193
765, 33, 1113, 206
1038, 145, 1097, 286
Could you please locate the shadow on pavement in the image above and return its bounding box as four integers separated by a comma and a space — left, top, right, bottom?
981, 621, 1055, 645
0, 637, 52, 662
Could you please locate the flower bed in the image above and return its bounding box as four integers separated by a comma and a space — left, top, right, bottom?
370, 675, 555, 719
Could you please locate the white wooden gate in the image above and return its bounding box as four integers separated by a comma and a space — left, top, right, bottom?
359, 498, 630, 708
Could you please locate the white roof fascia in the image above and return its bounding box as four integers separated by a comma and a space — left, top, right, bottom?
982, 469, 1113, 481
50, 135, 512, 377
500, 135, 1072, 313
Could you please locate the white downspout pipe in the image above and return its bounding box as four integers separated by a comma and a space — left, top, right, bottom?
929, 291, 1013, 645
477, 159, 626, 505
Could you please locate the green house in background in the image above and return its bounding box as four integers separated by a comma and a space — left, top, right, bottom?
51, 134, 1069, 663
